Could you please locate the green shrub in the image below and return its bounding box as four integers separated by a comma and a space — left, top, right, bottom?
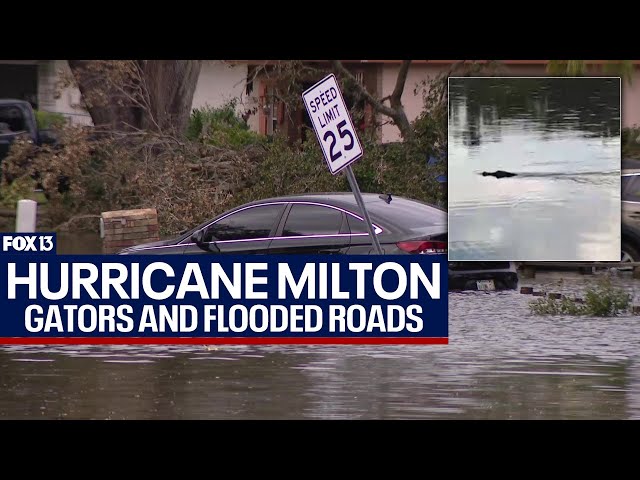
583, 276, 631, 316
35, 110, 67, 130
529, 296, 588, 316
529, 276, 631, 317
233, 134, 343, 203
0, 175, 37, 208
231, 130, 445, 208
1, 125, 264, 234
187, 100, 264, 148
622, 126, 640, 158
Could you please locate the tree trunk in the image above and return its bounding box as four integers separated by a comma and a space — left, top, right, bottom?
67, 60, 202, 134
68, 60, 141, 131
141, 60, 202, 133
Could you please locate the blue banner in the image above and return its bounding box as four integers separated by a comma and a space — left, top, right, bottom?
0, 253, 448, 344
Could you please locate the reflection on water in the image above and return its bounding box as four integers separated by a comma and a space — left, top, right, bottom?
1, 274, 640, 420
448, 77, 621, 262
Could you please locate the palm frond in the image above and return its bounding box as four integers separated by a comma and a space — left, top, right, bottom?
602, 60, 634, 85
547, 60, 587, 76
547, 60, 634, 85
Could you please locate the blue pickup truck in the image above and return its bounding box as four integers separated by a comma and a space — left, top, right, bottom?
0, 99, 57, 163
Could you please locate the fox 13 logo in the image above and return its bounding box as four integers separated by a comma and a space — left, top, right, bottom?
1, 234, 56, 255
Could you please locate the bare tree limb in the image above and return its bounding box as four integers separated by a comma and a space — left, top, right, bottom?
330, 60, 414, 141
330, 60, 396, 117
390, 60, 411, 107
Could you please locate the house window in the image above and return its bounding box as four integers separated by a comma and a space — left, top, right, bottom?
259, 83, 282, 136
265, 86, 278, 135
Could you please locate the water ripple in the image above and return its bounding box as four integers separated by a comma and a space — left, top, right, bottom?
0, 274, 639, 419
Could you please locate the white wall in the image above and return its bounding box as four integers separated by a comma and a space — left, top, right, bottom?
0, 60, 90, 125
380, 63, 443, 143
192, 61, 249, 111
37, 60, 93, 125
193, 61, 261, 131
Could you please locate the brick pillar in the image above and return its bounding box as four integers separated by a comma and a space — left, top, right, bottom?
101, 208, 160, 254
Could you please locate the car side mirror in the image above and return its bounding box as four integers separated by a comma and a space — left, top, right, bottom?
191, 230, 206, 248
191, 230, 220, 253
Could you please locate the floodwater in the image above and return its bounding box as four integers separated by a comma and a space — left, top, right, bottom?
448, 77, 622, 262
2, 272, 640, 420
56, 232, 103, 254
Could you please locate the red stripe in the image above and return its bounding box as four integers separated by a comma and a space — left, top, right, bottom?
0, 337, 448, 345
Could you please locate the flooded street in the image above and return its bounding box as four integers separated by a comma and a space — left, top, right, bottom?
2, 272, 639, 419
447, 77, 621, 261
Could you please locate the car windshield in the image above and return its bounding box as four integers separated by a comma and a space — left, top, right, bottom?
364, 197, 447, 231
623, 174, 640, 202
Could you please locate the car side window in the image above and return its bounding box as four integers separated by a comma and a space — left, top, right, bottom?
346, 214, 370, 234
282, 204, 344, 236
207, 204, 286, 242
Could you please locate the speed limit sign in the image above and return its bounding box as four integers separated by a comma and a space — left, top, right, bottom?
302, 74, 364, 175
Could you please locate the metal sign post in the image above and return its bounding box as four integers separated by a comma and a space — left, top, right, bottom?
344, 165, 384, 254
302, 73, 384, 254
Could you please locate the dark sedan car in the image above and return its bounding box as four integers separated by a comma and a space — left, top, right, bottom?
117, 193, 519, 290
622, 173, 640, 262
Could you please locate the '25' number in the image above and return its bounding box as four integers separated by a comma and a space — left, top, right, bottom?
323, 120, 354, 162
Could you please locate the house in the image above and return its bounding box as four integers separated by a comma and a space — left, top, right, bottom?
0, 60, 249, 127
0, 60, 93, 125
242, 60, 639, 143
1, 60, 637, 142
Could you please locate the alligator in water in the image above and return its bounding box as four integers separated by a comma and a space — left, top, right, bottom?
478, 170, 619, 182
481, 170, 517, 178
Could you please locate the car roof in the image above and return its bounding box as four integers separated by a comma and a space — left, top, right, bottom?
243, 192, 447, 233
245, 192, 444, 211
0, 99, 31, 107
622, 158, 640, 173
